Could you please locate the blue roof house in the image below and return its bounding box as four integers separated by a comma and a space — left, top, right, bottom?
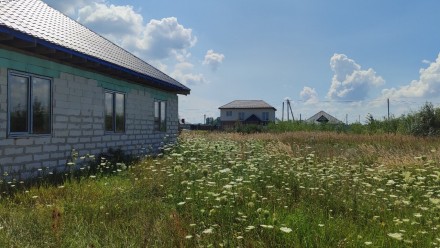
0, 0, 190, 175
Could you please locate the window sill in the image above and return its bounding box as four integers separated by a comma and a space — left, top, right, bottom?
8, 134, 52, 139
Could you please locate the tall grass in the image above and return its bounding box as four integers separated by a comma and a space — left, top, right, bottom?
1, 132, 440, 247
268, 102, 440, 137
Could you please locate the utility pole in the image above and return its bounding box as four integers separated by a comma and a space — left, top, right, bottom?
282, 102, 285, 121
288, 100, 294, 121
282, 99, 294, 121
387, 98, 390, 120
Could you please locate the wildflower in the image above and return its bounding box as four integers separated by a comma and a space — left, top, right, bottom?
177, 202, 186, 206
386, 180, 396, 186
387, 232, 403, 240
280, 227, 292, 233
223, 184, 233, 190
185, 235, 193, 239
364, 241, 373, 245
414, 213, 422, 218
245, 226, 255, 231
260, 224, 274, 229
202, 228, 213, 234
318, 224, 325, 227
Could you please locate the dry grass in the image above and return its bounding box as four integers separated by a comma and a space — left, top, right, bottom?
190, 131, 440, 167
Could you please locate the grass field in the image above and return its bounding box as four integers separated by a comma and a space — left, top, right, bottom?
1, 131, 440, 247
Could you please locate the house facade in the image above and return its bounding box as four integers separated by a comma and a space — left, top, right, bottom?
0, 0, 190, 175
219, 100, 276, 129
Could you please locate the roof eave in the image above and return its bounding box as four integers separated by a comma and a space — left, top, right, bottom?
0, 26, 190, 95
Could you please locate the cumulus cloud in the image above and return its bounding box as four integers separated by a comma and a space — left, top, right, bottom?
382, 53, 440, 98
300, 87, 319, 104
141, 17, 197, 59
171, 62, 205, 86
327, 54, 385, 100
45, 1, 205, 86
203, 50, 225, 71
77, 3, 143, 37
43, 0, 101, 17
75, 3, 197, 60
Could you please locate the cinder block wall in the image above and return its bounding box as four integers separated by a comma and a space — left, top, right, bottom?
0, 50, 179, 176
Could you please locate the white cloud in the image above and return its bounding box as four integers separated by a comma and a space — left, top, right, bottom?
77, 3, 144, 38
139, 17, 197, 59
45, 0, 206, 87
382, 53, 440, 98
203, 50, 225, 71
327, 54, 385, 100
300, 86, 319, 104
171, 62, 205, 86
43, 0, 101, 17
75, 2, 197, 60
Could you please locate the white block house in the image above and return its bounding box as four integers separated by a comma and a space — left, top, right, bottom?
219, 100, 276, 128
0, 0, 190, 175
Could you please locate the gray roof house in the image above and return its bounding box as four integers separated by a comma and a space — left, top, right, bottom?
306, 111, 343, 124
0, 0, 189, 176
219, 100, 276, 128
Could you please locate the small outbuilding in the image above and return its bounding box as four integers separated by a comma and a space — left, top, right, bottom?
0, 0, 190, 174
219, 100, 276, 129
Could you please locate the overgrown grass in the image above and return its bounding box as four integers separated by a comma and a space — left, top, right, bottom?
268, 102, 440, 137
1, 132, 440, 247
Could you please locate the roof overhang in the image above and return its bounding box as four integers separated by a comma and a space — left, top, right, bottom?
0, 26, 190, 95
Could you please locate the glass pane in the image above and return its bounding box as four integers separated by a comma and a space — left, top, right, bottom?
32, 77, 51, 134
10, 75, 29, 133
105, 93, 114, 131
115, 93, 125, 132
160, 101, 166, 131
154, 101, 160, 131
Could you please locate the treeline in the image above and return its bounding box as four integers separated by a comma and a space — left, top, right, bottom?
244, 102, 440, 136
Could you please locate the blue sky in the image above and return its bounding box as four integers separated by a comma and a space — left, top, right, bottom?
43, 0, 440, 123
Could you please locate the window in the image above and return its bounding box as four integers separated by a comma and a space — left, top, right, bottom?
105, 91, 125, 133
238, 112, 245, 121
154, 100, 167, 132
226, 111, 232, 117
262, 112, 269, 121
8, 71, 51, 135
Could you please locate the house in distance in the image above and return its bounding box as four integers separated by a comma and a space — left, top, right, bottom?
306, 111, 343, 124
219, 100, 276, 129
0, 0, 190, 175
